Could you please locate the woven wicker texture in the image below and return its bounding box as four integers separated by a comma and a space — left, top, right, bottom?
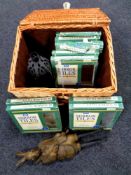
20, 8, 111, 26
8, 8, 117, 98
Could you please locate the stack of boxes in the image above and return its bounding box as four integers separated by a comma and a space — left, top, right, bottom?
6, 96, 124, 133
69, 96, 124, 130
51, 32, 104, 87
6, 97, 62, 133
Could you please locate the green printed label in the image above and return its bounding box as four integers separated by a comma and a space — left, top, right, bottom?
73, 96, 120, 101
56, 64, 78, 85
73, 103, 119, 109
14, 113, 43, 130
10, 104, 54, 110
10, 97, 53, 103
74, 112, 99, 127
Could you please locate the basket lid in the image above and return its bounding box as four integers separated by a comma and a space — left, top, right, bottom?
20, 8, 111, 26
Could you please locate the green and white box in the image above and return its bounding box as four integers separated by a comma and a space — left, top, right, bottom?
51, 56, 98, 87
6, 97, 57, 105
57, 31, 102, 37
6, 97, 62, 133
55, 41, 103, 53
69, 96, 124, 130
52, 50, 99, 56
70, 96, 123, 103
55, 36, 101, 43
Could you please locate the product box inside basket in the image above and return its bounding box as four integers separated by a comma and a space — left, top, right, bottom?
56, 31, 102, 40
52, 50, 99, 56
57, 31, 102, 37
69, 96, 124, 130
55, 41, 103, 53
51, 56, 98, 87
6, 97, 62, 133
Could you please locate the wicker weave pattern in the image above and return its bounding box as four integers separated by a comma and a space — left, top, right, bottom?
8, 8, 117, 98
20, 8, 110, 26
9, 27, 21, 90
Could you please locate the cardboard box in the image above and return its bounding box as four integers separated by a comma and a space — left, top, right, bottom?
57, 31, 102, 37
51, 56, 98, 87
55, 41, 103, 53
6, 97, 57, 105
52, 50, 99, 56
6, 97, 62, 133
70, 96, 122, 103
69, 96, 124, 130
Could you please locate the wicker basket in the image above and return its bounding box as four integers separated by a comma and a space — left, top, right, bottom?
8, 8, 117, 98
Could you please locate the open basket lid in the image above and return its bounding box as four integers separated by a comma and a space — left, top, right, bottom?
20, 8, 111, 27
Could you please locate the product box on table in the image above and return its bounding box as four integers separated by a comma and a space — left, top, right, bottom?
6, 97, 62, 133
69, 96, 124, 130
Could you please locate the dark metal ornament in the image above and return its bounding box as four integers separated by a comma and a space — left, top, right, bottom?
28, 52, 52, 78
27, 52, 55, 87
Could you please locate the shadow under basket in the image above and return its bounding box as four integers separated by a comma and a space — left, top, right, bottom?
8, 8, 117, 98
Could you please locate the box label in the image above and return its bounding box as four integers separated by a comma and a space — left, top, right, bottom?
59, 43, 86, 53
14, 113, 43, 130
58, 32, 101, 37
74, 112, 99, 127
53, 56, 96, 60
73, 103, 119, 109
10, 104, 53, 110
10, 97, 53, 103
56, 64, 78, 85
73, 96, 119, 101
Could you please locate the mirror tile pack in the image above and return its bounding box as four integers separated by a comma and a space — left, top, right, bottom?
69, 96, 124, 130
6, 97, 62, 133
